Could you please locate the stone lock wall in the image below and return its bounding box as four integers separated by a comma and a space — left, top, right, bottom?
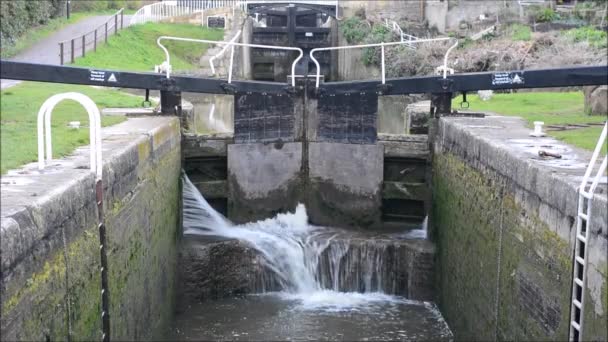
432, 116, 607, 341
1, 118, 182, 341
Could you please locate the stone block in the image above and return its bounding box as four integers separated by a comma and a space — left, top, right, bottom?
227, 142, 303, 223
584, 85, 608, 115
308, 142, 383, 228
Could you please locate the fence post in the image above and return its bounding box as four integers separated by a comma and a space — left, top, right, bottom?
60, 42, 64, 65
82, 35, 86, 57
94, 30, 97, 51
115, 14, 118, 34
71, 39, 75, 63
105, 23, 108, 43
121, 10, 124, 29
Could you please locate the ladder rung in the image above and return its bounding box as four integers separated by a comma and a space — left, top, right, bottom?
581, 191, 592, 199
578, 213, 588, 221
576, 256, 585, 265
577, 234, 587, 243
575, 278, 584, 287
573, 299, 582, 309
571, 321, 581, 330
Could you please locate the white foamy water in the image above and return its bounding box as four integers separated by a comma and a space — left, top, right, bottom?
182, 173, 424, 307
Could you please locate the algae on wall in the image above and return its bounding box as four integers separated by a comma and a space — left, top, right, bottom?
432, 152, 606, 341
1, 118, 182, 341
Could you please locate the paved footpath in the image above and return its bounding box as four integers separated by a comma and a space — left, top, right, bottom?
1, 15, 132, 89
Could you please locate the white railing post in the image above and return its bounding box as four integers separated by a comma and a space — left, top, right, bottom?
443, 40, 459, 79
381, 42, 385, 84
228, 44, 236, 83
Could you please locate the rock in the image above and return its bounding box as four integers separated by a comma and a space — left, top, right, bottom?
584, 85, 608, 116
176, 237, 272, 310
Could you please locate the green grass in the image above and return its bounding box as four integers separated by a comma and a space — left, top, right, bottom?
0, 82, 144, 174
73, 23, 224, 72
509, 24, 532, 41
566, 26, 608, 49
552, 126, 606, 152
453, 91, 607, 150
1, 11, 125, 59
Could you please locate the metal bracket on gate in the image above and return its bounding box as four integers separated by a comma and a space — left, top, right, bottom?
221, 83, 237, 94
460, 92, 469, 109
376, 83, 392, 96
440, 77, 454, 91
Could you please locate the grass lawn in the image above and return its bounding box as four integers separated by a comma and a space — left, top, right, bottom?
454, 91, 607, 150
73, 23, 224, 72
0, 82, 143, 174
1, 11, 126, 59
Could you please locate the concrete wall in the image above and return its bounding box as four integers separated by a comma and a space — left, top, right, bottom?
339, 0, 424, 23
308, 142, 384, 228
336, 33, 381, 82
1, 117, 182, 341
432, 115, 607, 341
227, 142, 304, 223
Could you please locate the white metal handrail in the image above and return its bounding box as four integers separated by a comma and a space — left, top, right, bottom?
569, 121, 608, 342
133, 0, 245, 26
37, 93, 102, 179
209, 30, 242, 75
157, 36, 304, 86
384, 19, 419, 49
309, 37, 453, 88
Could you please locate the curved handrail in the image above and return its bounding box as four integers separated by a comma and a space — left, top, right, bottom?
442, 41, 459, 79
209, 30, 242, 75
309, 37, 453, 88
157, 36, 304, 86
37, 93, 102, 179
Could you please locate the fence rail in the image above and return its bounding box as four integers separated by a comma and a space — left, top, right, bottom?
59, 9, 125, 65
131, 1, 246, 26
384, 19, 419, 49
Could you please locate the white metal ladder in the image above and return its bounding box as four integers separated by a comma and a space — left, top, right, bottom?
569, 121, 608, 341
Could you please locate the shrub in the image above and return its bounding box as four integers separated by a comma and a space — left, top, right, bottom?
340, 17, 371, 44
0, 0, 65, 47
362, 25, 393, 66
566, 26, 608, 49
536, 7, 558, 22
71, 0, 143, 12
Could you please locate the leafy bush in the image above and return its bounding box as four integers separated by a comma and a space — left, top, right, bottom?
0, 0, 65, 48
71, 0, 143, 12
340, 17, 370, 44
362, 25, 393, 65
566, 26, 608, 49
510, 24, 531, 41
536, 8, 558, 22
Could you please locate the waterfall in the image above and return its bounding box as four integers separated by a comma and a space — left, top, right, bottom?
182, 173, 423, 300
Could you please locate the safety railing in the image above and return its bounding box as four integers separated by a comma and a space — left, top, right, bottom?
59, 9, 124, 65
569, 121, 608, 342
309, 37, 453, 88
37, 93, 102, 179
156, 36, 303, 86
384, 19, 419, 49
209, 30, 242, 75
132, 0, 246, 26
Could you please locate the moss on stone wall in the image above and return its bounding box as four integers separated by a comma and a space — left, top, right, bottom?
433, 152, 583, 340
1, 122, 181, 341
106, 146, 181, 340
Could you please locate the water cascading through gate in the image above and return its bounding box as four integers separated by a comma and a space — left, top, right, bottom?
181, 173, 429, 306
